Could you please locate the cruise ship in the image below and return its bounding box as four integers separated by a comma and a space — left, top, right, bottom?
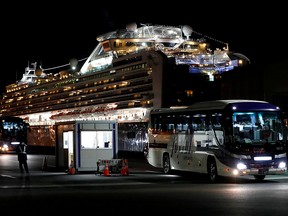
0, 23, 249, 150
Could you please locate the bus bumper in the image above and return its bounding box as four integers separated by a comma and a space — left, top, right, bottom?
238, 168, 287, 176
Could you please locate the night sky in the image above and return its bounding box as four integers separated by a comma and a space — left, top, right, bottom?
1, 3, 287, 94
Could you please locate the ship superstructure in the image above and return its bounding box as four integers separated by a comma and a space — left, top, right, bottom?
81, 23, 246, 75
0, 23, 249, 148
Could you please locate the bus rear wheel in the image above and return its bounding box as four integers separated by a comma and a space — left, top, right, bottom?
208, 159, 218, 182
163, 153, 171, 174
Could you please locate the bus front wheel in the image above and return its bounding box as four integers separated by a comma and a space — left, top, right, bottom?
254, 175, 266, 181
163, 153, 171, 174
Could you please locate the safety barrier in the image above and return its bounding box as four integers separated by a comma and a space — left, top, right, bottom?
96, 159, 129, 176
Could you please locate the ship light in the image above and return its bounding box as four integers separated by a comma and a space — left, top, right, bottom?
69, 58, 78, 70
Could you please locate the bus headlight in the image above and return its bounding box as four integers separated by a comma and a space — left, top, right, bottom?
232, 169, 239, 175
0, 144, 9, 152
278, 161, 286, 169
237, 162, 247, 170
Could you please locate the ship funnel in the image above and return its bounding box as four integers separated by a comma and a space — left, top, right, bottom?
182, 25, 193, 39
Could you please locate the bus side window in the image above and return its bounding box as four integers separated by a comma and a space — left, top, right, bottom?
211, 113, 222, 130
193, 116, 205, 131
168, 124, 174, 132
176, 123, 182, 132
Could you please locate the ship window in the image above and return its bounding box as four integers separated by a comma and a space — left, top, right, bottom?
126, 42, 135, 46
102, 42, 110, 49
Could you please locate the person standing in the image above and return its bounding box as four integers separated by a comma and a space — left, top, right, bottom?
16, 142, 29, 173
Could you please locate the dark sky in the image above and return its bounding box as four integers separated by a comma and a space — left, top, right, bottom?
1, 3, 287, 93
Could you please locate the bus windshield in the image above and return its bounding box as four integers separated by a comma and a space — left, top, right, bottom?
0, 117, 28, 152
232, 111, 283, 144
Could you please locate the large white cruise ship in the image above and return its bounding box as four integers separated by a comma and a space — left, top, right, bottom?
0, 23, 249, 149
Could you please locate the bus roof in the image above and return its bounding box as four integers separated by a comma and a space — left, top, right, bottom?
151, 100, 280, 113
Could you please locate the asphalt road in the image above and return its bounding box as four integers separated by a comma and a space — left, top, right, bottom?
1, 153, 288, 215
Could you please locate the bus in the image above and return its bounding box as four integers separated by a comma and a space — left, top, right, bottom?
0, 116, 29, 152
144, 100, 287, 182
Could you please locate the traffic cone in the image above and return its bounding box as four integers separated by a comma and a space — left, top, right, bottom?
103, 160, 110, 176
68, 159, 76, 175
121, 159, 129, 176
42, 156, 48, 171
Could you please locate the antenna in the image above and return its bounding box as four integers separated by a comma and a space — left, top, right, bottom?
182, 25, 193, 39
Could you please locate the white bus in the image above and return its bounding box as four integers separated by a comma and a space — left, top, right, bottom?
144, 100, 287, 182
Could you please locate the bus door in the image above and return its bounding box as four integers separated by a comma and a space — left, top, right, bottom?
173, 123, 195, 170
63, 131, 74, 168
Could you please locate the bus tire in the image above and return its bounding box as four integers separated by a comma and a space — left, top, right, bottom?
207, 158, 218, 182
163, 153, 171, 174
253, 175, 265, 181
